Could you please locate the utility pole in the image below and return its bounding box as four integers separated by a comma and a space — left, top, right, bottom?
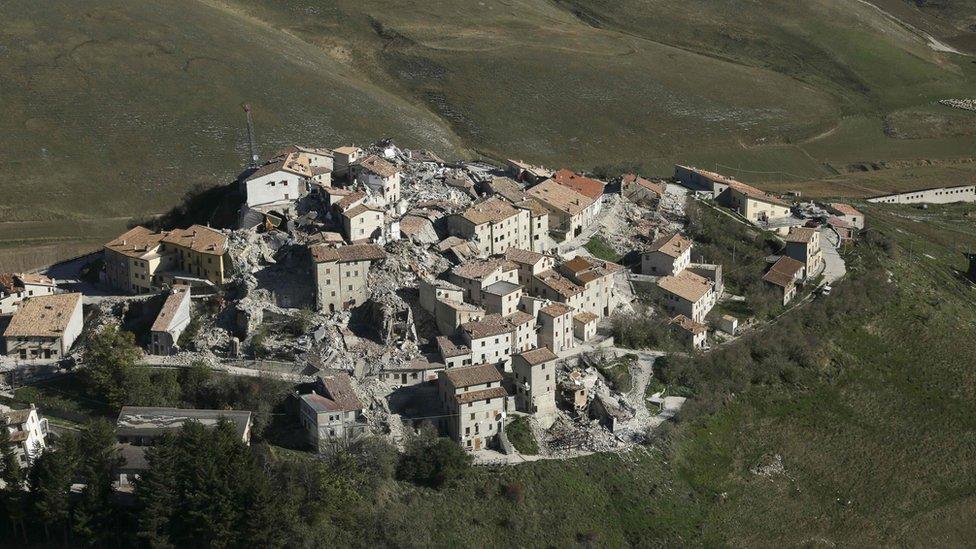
242, 103, 259, 168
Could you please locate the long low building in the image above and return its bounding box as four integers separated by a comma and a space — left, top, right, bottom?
866, 185, 976, 205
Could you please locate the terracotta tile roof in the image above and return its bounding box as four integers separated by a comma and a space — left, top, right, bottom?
160, 225, 228, 256
827, 216, 853, 229
670, 314, 707, 335
444, 362, 503, 388
18, 273, 56, 286
386, 356, 446, 372
104, 226, 164, 258
558, 256, 624, 286
316, 373, 364, 412
460, 196, 520, 225
658, 270, 712, 303
310, 243, 386, 263
527, 178, 596, 216
335, 191, 366, 211
505, 310, 535, 326
648, 233, 692, 258
539, 302, 573, 317
785, 227, 817, 244
514, 198, 549, 217
830, 203, 863, 217
517, 347, 558, 365
574, 312, 598, 324
332, 146, 362, 156
151, 286, 190, 333
726, 180, 787, 206
535, 269, 584, 298
552, 169, 605, 200
358, 155, 399, 178
3, 292, 81, 338
342, 203, 383, 219
771, 256, 805, 275
622, 173, 665, 196
762, 268, 795, 289
0, 408, 33, 426
452, 258, 516, 281
437, 236, 468, 252
504, 247, 546, 266
461, 314, 513, 339
455, 386, 508, 404
487, 176, 527, 203
507, 159, 552, 179
438, 299, 483, 313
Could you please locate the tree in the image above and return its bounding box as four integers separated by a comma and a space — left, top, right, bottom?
397, 427, 472, 489
0, 420, 26, 542
28, 437, 78, 544
72, 420, 123, 546
83, 325, 149, 409
135, 420, 280, 547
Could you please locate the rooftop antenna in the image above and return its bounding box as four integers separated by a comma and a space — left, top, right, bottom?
242, 103, 259, 168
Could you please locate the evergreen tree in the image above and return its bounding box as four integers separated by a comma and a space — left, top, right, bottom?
0, 419, 26, 543
135, 420, 280, 547
72, 420, 122, 546
28, 436, 78, 544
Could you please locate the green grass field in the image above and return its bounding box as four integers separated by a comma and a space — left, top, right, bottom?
2, 0, 975, 269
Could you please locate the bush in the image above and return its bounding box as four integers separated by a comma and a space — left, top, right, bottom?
397, 428, 472, 489
506, 417, 539, 455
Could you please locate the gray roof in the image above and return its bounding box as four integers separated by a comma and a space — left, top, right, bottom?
482, 280, 522, 296
115, 407, 252, 440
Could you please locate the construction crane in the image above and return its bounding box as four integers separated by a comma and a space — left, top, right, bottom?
242, 103, 259, 168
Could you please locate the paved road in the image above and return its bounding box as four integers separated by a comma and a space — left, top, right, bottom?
819, 228, 847, 284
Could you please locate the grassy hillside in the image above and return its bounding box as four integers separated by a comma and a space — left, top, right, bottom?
2, 0, 976, 270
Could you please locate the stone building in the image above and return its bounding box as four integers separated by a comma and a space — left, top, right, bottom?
149, 286, 192, 355
512, 347, 558, 417
657, 270, 715, 323
762, 256, 805, 305
538, 302, 574, 353
642, 233, 692, 276
447, 197, 531, 256
299, 374, 367, 451
527, 178, 598, 242
0, 404, 48, 467
242, 152, 312, 209
0, 273, 59, 315
669, 314, 707, 349
784, 227, 824, 279
352, 155, 402, 205
311, 243, 386, 313
103, 225, 230, 294
2, 292, 83, 361
438, 363, 508, 450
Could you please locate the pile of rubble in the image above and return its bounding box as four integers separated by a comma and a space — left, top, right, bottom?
939, 98, 976, 112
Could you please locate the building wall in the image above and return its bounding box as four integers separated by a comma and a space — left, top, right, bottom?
4, 296, 83, 360
357, 172, 402, 205
529, 211, 550, 252
512, 356, 557, 416
642, 247, 691, 276
511, 320, 537, 353
315, 259, 371, 313
465, 333, 513, 369
299, 404, 366, 452
435, 300, 483, 336
439, 378, 506, 450
867, 185, 976, 205
483, 288, 522, 317
674, 165, 729, 196
662, 290, 713, 324
419, 280, 463, 315
539, 312, 574, 353
785, 236, 824, 279
573, 319, 597, 342
332, 149, 363, 177
245, 170, 305, 208
150, 292, 191, 355
343, 210, 384, 243
3, 408, 47, 465
0, 283, 58, 315
739, 195, 792, 222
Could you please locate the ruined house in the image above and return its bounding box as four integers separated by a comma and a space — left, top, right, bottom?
299, 373, 368, 451
149, 285, 191, 355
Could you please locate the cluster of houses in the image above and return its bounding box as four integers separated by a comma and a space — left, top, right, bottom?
1, 150, 871, 457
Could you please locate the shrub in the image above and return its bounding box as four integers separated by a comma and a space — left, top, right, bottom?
397, 428, 472, 489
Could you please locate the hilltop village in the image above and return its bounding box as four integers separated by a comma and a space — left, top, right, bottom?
0, 140, 872, 469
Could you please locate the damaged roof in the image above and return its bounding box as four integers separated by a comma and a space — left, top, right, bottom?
461, 314, 513, 339
670, 314, 707, 335
151, 286, 191, 333
357, 155, 399, 178
459, 196, 521, 225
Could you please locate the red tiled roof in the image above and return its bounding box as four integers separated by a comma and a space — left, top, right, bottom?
552, 169, 605, 200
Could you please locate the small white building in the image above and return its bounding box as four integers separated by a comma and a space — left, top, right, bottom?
0, 404, 48, 467
642, 233, 692, 276
0, 273, 59, 315
243, 152, 312, 208
670, 315, 707, 349
149, 286, 192, 355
